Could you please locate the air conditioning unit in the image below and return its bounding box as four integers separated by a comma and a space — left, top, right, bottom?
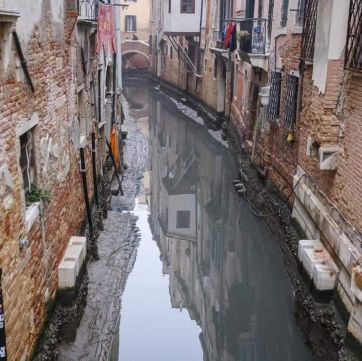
319, 145, 339, 170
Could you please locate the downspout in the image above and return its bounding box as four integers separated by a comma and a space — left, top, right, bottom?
112, 53, 117, 124
115, 0, 123, 90
91, 132, 99, 208
79, 147, 93, 233
0, 269, 7, 361
12, 31, 35, 93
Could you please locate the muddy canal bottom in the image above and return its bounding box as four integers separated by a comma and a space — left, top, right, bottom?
113, 85, 312, 361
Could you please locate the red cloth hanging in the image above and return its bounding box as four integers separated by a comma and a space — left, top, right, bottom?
96, 4, 117, 54
224, 23, 236, 48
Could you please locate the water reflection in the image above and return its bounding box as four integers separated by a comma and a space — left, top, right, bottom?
148, 91, 311, 361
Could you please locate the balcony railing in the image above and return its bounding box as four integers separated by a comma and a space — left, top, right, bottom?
237, 18, 267, 55
77, 0, 99, 21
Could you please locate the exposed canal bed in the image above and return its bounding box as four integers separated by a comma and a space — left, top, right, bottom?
36, 78, 356, 361
113, 82, 312, 360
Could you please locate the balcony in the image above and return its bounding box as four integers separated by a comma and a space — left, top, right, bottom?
235, 18, 269, 71
77, 0, 99, 24
164, 0, 201, 36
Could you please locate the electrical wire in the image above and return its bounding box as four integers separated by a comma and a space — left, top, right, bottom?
239, 173, 307, 218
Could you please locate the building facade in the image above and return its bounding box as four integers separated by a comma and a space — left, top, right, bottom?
150, 0, 362, 346
0, 0, 122, 359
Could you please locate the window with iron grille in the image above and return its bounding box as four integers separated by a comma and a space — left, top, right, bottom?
280, 0, 289, 27
284, 74, 299, 130
300, 0, 318, 62
180, 0, 195, 13
268, 71, 281, 122
345, 0, 362, 71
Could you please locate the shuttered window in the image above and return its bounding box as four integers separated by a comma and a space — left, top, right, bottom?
283, 74, 299, 130
268, 71, 281, 122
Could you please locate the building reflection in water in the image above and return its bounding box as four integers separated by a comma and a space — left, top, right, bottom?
149, 93, 311, 361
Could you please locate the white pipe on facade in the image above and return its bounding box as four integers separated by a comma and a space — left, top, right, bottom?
114, 0, 123, 90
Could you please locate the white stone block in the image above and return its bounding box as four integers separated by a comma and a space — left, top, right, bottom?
351, 266, 362, 303
298, 239, 339, 291
313, 263, 338, 291
58, 259, 77, 289
64, 245, 83, 276
69, 236, 87, 266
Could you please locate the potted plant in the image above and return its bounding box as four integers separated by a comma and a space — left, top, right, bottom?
237, 30, 251, 52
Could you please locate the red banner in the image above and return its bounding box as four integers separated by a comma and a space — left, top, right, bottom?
96, 4, 117, 54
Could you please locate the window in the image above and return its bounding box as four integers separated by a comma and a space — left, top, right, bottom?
168, 0, 171, 13
78, 90, 87, 136
268, 71, 281, 122
170, 45, 173, 59
300, 0, 318, 62
280, 0, 289, 27
125, 15, 136, 32
176, 211, 191, 228
19, 129, 36, 195
295, 0, 305, 27
213, 56, 218, 79
233, 64, 238, 99
283, 74, 299, 130
180, 0, 195, 14
345, 0, 362, 71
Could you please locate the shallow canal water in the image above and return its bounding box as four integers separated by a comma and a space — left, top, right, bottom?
116, 84, 312, 361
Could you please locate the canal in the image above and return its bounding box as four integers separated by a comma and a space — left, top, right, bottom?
116, 83, 312, 361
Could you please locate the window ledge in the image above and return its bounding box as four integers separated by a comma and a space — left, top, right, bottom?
0, 9, 20, 23
275, 28, 287, 37
98, 121, 106, 129
26, 202, 40, 232
292, 26, 303, 34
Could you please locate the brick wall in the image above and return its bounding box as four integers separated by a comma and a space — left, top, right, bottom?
0, 5, 97, 360
299, 60, 362, 234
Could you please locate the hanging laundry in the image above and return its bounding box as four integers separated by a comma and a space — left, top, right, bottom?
230, 25, 237, 51
224, 23, 236, 49
96, 3, 117, 54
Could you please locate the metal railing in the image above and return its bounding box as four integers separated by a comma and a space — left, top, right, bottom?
77, 0, 99, 20
236, 18, 268, 54
300, 0, 318, 62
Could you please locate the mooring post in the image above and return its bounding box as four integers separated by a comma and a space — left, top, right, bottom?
79, 147, 93, 232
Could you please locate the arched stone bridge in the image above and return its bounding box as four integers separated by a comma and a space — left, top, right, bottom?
121, 40, 150, 69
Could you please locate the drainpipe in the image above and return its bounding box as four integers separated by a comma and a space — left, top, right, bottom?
0, 268, 7, 361
91, 132, 99, 208
79, 147, 93, 233
12, 31, 35, 93
114, 0, 123, 90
